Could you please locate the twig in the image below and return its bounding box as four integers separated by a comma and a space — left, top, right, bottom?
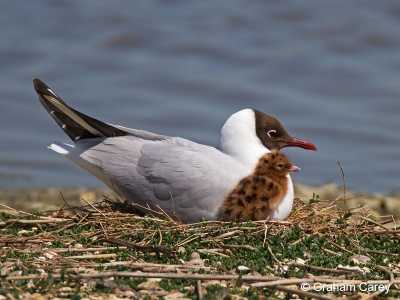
360, 216, 390, 231
251, 277, 314, 288
263, 224, 268, 247
257, 219, 292, 225
197, 280, 203, 300
198, 249, 230, 258
213, 230, 241, 239
59, 191, 79, 216
1, 239, 49, 247
290, 263, 359, 275
1, 218, 70, 226
220, 244, 255, 251
274, 284, 335, 300
169, 191, 182, 223
365, 250, 398, 257
322, 248, 341, 256
176, 234, 201, 247
81, 197, 106, 217
158, 228, 162, 246
64, 253, 117, 260
328, 241, 357, 255
267, 245, 283, 271
337, 161, 347, 204
103, 237, 176, 257
363, 288, 388, 300
0, 204, 35, 216
52, 222, 80, 234
375, 265, 392, 276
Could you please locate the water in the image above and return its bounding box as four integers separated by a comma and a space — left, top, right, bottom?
1, 0, 399, 195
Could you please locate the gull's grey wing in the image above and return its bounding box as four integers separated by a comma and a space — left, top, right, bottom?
79, 136, 247, 222
136, 138, 247, 222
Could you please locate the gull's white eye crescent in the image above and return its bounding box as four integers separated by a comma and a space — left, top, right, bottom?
267, 130, 277, 138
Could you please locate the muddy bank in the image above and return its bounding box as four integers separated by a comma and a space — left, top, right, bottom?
295, 183, 400, 222
0, 187, 117, 212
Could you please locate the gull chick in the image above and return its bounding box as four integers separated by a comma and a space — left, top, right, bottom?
222, 150, 299, 222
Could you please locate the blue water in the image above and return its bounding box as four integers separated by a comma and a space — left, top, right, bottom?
1, 1, 399, 195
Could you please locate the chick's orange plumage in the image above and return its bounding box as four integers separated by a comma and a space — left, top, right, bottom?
222, 150, 299, 221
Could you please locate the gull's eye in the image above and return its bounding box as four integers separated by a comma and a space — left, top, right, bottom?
267, 129, 277, 138
277, 163, 284, 168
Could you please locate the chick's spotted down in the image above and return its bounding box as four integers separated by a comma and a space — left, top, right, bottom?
222, 150, 299, 222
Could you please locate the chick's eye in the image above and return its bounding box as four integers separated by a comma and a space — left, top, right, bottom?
277, 163, 284, 168
267, 129, 277, 138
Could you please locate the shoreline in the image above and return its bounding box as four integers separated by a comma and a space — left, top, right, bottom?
1, 184, 399, 222
295, 183, 400, 222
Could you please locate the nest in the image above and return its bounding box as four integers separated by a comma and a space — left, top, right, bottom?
1, 194, 399, 299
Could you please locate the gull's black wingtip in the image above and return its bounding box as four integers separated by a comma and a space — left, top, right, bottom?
33, 78, 56, 98
33, 78, 127, 142
33, 77, 46, 89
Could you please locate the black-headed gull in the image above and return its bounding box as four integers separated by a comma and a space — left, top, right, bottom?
33, 78, 316, 223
